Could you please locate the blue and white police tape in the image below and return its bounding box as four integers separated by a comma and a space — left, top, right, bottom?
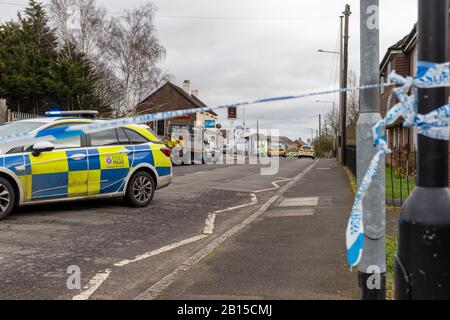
346, 61, 450, 269
0, 82, 392, 148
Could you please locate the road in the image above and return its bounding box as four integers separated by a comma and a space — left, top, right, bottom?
0, 157, 316, 300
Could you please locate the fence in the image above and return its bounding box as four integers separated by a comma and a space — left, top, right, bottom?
386, 148, 416, 207
7, 110, 39, 122
344, 145, 416, 207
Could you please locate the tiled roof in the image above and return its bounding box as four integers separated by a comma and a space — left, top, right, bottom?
137, 81, 218, 116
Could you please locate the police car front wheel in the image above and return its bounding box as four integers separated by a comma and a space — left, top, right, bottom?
125, 171, 156, 207
0, 177, 15, 220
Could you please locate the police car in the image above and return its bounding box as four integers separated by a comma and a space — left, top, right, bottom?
0, 111, 173, 220
298, 145, 316, 159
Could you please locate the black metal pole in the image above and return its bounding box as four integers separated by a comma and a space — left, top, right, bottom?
396, 0, 450, 300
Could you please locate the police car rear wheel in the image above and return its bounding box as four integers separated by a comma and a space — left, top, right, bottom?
126, 172, 155, 207
0, 178, 15, 220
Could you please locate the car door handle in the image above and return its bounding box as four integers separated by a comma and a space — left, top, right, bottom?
119, 149, 131, 155
70, 154, 87, 161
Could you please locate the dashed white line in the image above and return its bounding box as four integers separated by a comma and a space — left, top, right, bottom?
203, 213, 216, 235
72, 269, 112, 300
114, 235, 209, 267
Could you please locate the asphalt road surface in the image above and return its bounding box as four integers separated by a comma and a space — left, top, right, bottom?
0, 157, 316, 300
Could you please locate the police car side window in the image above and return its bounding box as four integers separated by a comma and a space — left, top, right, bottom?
53, 136, 82, 150
90, 129, 119, 147
45, 123, 83, 150
124, 128, 149, 145
117, 128, 130, 145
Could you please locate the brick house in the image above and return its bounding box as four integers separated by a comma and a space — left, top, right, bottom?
136, 80, 217, 137
380, 23, 450, 184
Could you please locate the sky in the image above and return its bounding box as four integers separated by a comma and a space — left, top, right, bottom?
0, 0, 418, 140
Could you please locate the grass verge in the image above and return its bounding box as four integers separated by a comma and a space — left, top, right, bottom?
343, 166, 357, 195
385, 166, 415, 201
386, 234, 398, 300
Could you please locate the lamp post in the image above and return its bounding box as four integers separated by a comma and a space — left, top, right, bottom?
317, 10, 349, 165
358, 0, 386, 300
396, 0, 450, 300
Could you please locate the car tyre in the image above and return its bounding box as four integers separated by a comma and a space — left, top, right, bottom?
125, 171, 156, 207
0, 177, 16, 221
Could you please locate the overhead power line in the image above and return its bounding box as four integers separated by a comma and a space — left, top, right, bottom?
0, 1, 338, 22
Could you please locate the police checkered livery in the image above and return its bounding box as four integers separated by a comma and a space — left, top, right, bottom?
0, 120, 172, 206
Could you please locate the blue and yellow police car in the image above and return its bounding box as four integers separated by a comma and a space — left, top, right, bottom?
0, 111, 173, 220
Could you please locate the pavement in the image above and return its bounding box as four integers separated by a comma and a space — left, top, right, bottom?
0, 157, 357, 300
152, 159, 357, 300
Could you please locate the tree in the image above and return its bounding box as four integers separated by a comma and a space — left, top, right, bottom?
346, 70, 360, 132
0, 1, 58, 113
49, 0, 107, 59
101, 3, 167, 115
20, 0, 59, 113
324, 70, 360, 143
49, 42, 111, 114
49, 0, 169, 116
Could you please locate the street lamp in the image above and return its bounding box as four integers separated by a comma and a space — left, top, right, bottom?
317, 49, 340, 55
318, 13, 348, 166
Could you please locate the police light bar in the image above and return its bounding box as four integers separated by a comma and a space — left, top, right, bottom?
45, 110, 99, 119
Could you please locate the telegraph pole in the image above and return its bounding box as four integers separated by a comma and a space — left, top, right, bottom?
396, 0, 450, 300
319, 114, 322, 138
357, 0, 386, 300
340, 5, 351, 166
257, 119, 260, 157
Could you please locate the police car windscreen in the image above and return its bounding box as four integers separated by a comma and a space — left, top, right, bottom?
0, 122, 43, 138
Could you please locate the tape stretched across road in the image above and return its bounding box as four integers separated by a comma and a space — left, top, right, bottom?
346, 61, 450, 269
0, 82, 391, 150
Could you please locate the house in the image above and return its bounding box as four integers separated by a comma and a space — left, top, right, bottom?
380, 21, 450, 184
136, 80, 218, 137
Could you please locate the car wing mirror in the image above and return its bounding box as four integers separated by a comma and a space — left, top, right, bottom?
32, 141, 55, 157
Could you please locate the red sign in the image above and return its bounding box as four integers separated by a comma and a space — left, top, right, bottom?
228, 107, 237, 120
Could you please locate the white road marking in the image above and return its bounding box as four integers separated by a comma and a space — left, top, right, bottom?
264, 208, 316, 218
279, 197, 320, 207
135, 160, 319, 300
71, 161, 319, 300
73, 235, 209, 300
114, 235, 209, 267
253, 178, 292, 194
203, 213, 216, 235
203, 193, 258, 235
72, 269, 112, 300
214, 193, 258, 214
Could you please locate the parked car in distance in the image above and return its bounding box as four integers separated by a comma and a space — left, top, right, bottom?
268, 143, 287, 158
298, 145, 316, 159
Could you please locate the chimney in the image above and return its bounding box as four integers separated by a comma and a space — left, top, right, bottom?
182, 80, 192, 96
191, 89, 199, 98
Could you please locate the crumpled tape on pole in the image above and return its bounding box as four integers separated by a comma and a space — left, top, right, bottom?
346, 61, 450, 269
